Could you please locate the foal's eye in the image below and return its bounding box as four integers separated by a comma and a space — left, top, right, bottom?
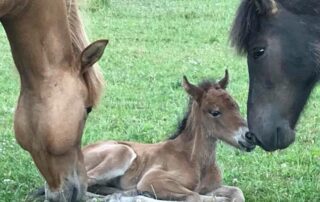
209, 110, 221, 117
252, 47, 265, 59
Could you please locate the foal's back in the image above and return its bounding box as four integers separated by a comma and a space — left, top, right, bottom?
83, 139, 196, 188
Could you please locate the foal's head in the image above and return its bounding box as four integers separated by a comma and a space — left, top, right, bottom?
183, 71, 255, 151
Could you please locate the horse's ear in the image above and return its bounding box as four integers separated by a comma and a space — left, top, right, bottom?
182, 76, 204, 103
80, 39, 108, 72
218, 69, 229, 89
254, 0, 278, 15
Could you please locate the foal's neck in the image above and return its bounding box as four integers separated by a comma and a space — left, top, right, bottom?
174, 103, 217, 167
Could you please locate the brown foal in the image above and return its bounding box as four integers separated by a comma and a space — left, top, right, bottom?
0, 0, 108, 201
83, 71, 255, 202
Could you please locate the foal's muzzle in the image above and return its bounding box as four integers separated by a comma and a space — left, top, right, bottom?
238, 132, 256, 152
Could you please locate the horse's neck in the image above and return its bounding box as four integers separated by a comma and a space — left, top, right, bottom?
1, 0, 75, 89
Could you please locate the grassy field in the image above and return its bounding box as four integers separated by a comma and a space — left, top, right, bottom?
0, 0, 319, 201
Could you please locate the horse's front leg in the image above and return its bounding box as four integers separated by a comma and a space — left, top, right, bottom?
207, 185, 245, 202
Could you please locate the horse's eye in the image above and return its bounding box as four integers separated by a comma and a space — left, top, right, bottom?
209, 110, 221, 117
86, 106, 92, 114
253, 47, 265, 59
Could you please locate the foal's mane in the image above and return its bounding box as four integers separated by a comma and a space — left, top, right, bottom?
230, 0, 320, 55
66, 0, 104, 106
169, 79, 216, 140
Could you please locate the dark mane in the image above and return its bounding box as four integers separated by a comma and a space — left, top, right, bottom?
230, 0, 320, 55
169, 79, 216, 140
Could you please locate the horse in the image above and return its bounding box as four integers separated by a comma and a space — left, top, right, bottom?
230, 0, 320, 151
0, 0, 108, 201
82, 71, 255, 202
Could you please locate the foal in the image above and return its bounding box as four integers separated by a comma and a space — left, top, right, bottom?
83, 71, 254, 202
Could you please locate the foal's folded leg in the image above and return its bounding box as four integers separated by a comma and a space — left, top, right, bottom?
104, 195, 179, 202
135, 168, 214, 202
84, 143, 137, 187
207, 185, 245, 202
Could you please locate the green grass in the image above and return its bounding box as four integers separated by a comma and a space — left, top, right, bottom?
0, 0, 319, 201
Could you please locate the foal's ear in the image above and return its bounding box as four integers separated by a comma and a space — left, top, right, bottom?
253, 0, 278, 15
80, 39, 108, 72
182, 76, 204, 103
218, 69, 229, 89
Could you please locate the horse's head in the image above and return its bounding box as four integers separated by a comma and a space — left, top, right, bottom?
182, 70, 255, 152
3, 0, 109, 200
48, 40, 108, 200
14, 39, 108, 201
230, 0, 320, 151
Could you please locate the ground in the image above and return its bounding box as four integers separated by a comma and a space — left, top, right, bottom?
0, 0, 319, 201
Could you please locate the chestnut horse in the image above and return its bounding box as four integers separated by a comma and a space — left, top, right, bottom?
83, 71, 255, 202
0, 0, 107, 201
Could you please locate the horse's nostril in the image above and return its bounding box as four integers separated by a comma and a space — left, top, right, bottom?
245, 132, 258, 145
245, 132, 253, 140
71, 186, 78, 202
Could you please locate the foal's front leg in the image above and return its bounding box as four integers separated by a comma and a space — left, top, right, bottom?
134, 168, 214, 202
208, 185, 245, 202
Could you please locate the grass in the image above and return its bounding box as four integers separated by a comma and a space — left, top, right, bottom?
0, 0, 319, 201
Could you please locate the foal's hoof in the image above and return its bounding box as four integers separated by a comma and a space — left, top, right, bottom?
138, 191, 155, 199
85, 192, 106, 201
200, 195, 229, 202
108, 193, 123, 202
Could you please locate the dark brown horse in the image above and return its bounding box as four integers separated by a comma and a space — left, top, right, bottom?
83, 71, 254, 202
230, 0, 320, 151
1, 0, 107, 201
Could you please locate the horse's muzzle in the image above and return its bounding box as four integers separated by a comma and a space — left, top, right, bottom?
249, 122, 295, 151
44, 172, 87, 202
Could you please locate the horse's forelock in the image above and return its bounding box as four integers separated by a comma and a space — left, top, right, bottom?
66, 0, 104, 106
230, 0, 320, 55
230, 0, 259, 55
229, 0, 279, 55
